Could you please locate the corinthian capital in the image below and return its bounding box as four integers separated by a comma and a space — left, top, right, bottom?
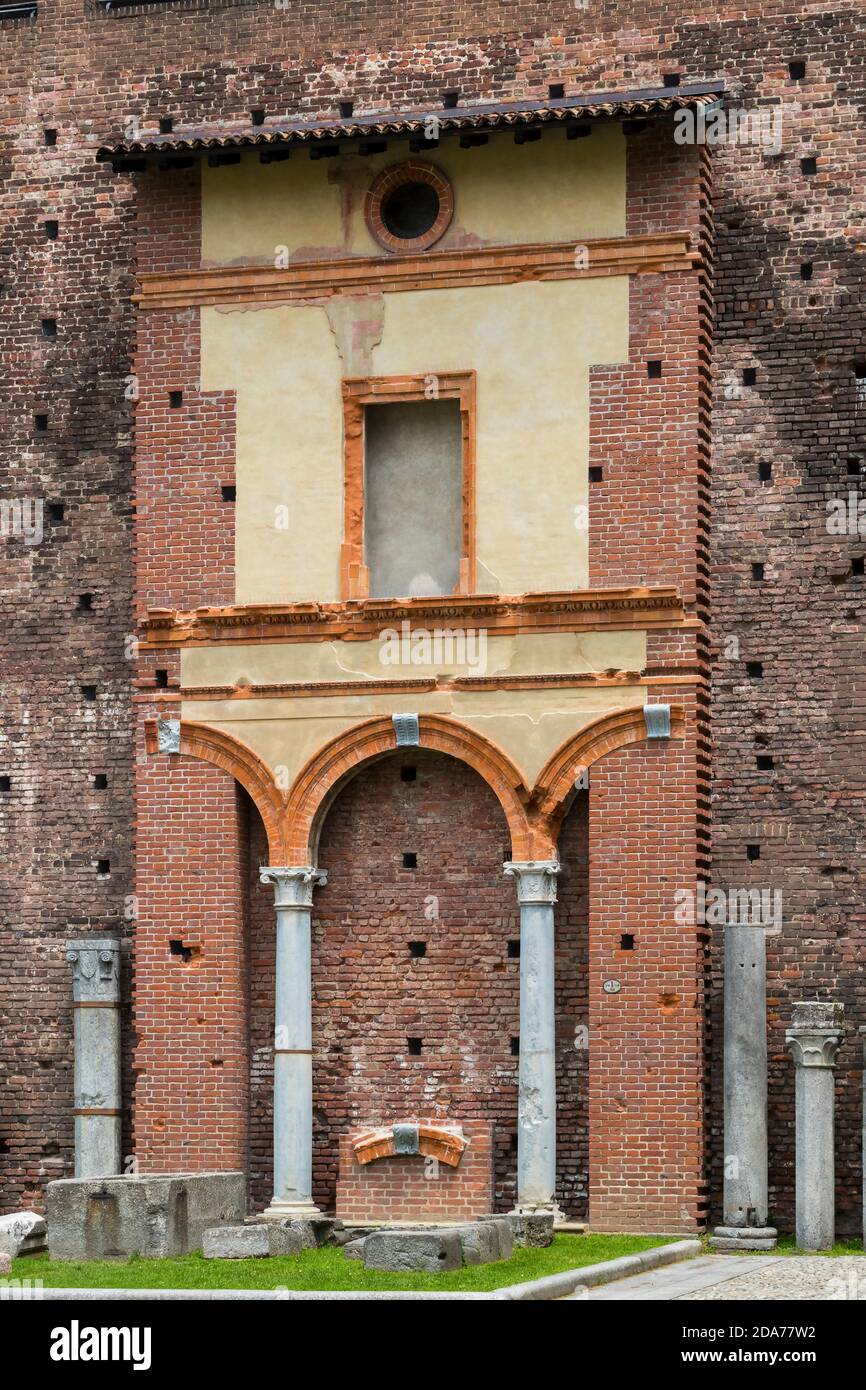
503, 860, 560, 906
260, 865, 328, 910
786, 1001, 844, 1069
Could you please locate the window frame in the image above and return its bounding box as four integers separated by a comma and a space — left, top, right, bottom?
341, 371, 477, 601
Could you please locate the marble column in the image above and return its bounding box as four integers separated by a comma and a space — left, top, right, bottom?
66, 938, 122, 1178
786, 1001, 844, 1251
260, 865, 327, 1219
503, 859, 561, 1215
711, 923, 777, 1250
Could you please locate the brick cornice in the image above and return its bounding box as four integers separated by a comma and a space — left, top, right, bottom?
141, 585, 694, 649
134, 231, 698, 310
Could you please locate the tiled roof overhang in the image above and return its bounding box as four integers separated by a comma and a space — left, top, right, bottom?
96, 81, 725, 165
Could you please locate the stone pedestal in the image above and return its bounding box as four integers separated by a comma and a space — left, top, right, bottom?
259, 866, 327, 1220
503, 859, 561, 1217
786, 1001, 844, 1251
710, 924, 776, 1251
66, 938, 122, 1178
47, 1173, 246, 1261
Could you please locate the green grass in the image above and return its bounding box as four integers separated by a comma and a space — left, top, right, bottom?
10, 1232, 665, 1293
757, 1236, 864, 1258
701, 1235, 864, 1258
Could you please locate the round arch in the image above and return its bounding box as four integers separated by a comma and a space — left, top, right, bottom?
283, 713, 537, 864
531, 703, 685, 838
145, 717, 287, 862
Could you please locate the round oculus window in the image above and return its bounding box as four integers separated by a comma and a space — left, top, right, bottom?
365, 161, 454, 254
382, 180, 441, 241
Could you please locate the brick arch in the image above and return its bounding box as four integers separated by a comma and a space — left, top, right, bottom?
284, 713, 538, 863
531, 703, 685, 839
145, 718, 287, 862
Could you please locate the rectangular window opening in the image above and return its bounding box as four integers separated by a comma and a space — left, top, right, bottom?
363, 397, 464, 599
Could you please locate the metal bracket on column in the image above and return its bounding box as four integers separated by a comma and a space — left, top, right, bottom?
643, 703, 671, 739
157, 718, 181, 754
392, 713, 420, 746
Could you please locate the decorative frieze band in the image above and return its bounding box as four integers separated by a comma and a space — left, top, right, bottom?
135, 231, 697, 311
141, 585, 691, 650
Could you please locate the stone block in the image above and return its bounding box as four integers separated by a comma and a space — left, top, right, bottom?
0, 1252, 12, 1274
362, 1229, 463, 1273
0, 1211, 48, 1258
509, 1212, 555, 1248
266, 1220, 317, 1256
47, 1172, 246, 1261
341, 1237, 367, 1261
202, 1224, 269, 1259
457, 1218, 512, 1265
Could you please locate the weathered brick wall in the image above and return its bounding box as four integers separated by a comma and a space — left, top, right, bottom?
336, 1120, 493, 1223
3, 2, 865, 1232
248, 752, 588, 1217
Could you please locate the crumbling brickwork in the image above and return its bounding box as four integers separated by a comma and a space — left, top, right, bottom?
2, 2, 865, 1233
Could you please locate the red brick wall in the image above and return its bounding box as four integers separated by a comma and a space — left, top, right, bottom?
247, 752, 589, 1218
133, 726, 249, 1172
589, 128, 710, 612
588, 691, 706, 1233
336, 1120, 493, 1223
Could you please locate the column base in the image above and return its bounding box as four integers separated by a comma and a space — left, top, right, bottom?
511, 1202, 566, 1224
260, 1200, 323, 1222
710, 1225, 778, 1251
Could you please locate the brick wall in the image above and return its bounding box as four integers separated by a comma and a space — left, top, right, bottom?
3, 2, 865, 1233
336, 1120, 493, 1223
248, 751, 588, 1217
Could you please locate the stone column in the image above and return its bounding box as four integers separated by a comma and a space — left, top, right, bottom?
503, 859, 560, 1215
260, 865, 327, 1219
66, 938, 122, 1178
786, 1001, 844, 1251
711, 924, 777, 1250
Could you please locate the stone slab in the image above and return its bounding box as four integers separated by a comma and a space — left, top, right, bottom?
265, 1219, 318, 1256
575, 1254, 782, 1301
0, 1211, 48, 1258
202, 1225, 269, 1259
361, 1229, 464, 1273
47, 1172, 246, 1261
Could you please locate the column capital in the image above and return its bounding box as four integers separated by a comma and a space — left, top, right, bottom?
66, 938, 121, 1004
786, 1001, 844, 1069
260, 865, 328, 910
503, 859, 560, 905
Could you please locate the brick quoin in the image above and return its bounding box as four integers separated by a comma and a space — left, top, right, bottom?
1, 2, 864, 1237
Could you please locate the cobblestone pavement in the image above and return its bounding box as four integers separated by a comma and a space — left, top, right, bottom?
681, 1256, 866, 1301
